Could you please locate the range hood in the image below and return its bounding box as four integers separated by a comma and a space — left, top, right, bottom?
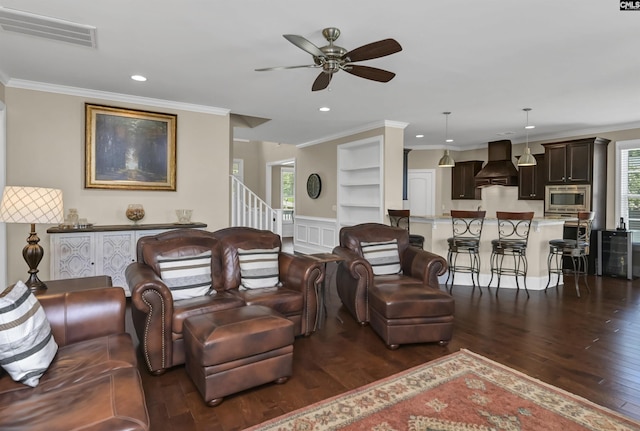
475, 139, 519, 187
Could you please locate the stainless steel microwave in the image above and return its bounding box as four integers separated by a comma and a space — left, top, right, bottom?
545, 185, 591, 214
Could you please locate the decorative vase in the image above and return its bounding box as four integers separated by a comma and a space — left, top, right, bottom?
126, 204, 145, 224
67, 208, 79, 228
175, 209, 193, 224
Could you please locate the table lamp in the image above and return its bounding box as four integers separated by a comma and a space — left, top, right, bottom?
0, 186, 64, 290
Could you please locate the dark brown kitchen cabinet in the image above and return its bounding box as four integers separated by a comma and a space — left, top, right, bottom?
451, 160, 482, 200
543, 138, 608, 184
542, 136, 610, 231
518, 153, 545, 200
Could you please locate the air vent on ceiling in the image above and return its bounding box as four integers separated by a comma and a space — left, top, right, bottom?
0, 7, 96, 48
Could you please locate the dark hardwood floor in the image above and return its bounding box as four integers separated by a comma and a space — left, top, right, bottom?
132, 269, 640, 431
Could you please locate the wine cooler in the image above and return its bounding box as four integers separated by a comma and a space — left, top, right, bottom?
597, 230, 633, 280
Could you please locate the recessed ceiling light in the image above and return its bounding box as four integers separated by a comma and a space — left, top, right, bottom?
416, 134, 424, 138
319, 106, 330, 112
131, 75, 147, 82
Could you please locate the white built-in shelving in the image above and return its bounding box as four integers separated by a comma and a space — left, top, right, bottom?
337, 137, 384, 228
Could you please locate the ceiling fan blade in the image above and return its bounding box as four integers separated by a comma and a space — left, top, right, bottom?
343, 39, 402, 63
255, 64, 317, 72
343, 65, 396, 82
283, 34, 326, 58
312, 72, 332, 91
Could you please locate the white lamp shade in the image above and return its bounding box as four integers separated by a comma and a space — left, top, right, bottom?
0, 186, 64, 224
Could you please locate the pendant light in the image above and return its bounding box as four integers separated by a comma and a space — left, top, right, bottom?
438, 112, 455, 168
517, 108, 537, 167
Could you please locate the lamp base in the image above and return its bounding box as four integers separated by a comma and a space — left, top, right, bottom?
23, 224, 48, 291
25, 275, 47, 291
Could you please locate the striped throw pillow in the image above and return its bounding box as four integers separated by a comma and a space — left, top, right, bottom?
158, 251, 213, 300
238, 247, 280, 289
0, 281, 58, 387
361, 239, 402, 275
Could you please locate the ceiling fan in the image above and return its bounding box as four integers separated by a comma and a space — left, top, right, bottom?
255, 27, 402, 91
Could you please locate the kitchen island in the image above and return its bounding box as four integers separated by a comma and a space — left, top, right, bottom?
410, 216, 568, 291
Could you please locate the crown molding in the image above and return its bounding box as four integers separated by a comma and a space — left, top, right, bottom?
525, 121, 640, 144
297, 120, 409, 148
383, 120, 409, 130
6, 79, 230, 116
407, 120, 640, 151
406, 142, 487, 151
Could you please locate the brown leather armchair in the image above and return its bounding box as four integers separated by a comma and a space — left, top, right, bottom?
212, 227, 323, 337
126, 227, 324, 375
333, 223, 455, 349
126, 229, 246, 375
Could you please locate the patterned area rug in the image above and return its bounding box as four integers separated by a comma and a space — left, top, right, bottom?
245, 349, 640, 431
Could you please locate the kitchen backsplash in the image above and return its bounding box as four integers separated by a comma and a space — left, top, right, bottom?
449, 185, 544, 217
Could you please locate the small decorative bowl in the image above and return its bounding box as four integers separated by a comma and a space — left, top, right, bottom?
126, 204, 145, 224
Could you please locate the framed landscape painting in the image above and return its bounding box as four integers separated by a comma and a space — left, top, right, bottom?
85, 103, 177, 190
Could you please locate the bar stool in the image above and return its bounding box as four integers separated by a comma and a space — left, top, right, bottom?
445, 210, 486, 292
388, 209, 425, 249
545, 211, 595, 297
488, 211, 534, 297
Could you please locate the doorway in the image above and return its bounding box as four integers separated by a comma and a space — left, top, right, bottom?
407, 169, 435, 216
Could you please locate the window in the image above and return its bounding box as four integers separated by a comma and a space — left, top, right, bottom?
281, 167, 294, 210
616, 139, 640, 234
232, 159, 244, 182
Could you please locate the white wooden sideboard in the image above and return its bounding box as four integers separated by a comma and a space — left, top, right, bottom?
47, 223, 207, 296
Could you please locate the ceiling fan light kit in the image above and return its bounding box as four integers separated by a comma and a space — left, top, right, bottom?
257, 27, 402, 91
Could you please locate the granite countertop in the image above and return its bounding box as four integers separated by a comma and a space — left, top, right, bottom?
410, 215, 571, 226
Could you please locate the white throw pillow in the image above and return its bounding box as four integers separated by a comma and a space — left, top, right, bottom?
0, 281, 58, 387
158, 250, 214, 300
361, 239, 402, 275
238, 247, 280, 289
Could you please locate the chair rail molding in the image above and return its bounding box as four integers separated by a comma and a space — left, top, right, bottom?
294, 216, 338, 254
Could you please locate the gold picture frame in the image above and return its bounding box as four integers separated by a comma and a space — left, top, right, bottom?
85, 103, 177, 191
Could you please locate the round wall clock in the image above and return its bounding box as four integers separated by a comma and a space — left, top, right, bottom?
306, 173, 322, 199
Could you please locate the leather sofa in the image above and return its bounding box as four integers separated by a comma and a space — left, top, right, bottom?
0, 287, 150, 431
126, 228, 323, 375
333, 223, 455, 349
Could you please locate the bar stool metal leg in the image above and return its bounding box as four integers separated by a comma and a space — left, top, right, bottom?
447, 210, 486, 294
489, 212, 534, 298
544, 211, 595, 298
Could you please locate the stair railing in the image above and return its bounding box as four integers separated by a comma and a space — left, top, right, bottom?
230, 175, 283, 235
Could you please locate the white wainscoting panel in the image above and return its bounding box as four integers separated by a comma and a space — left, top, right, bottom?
294, 216, 338, 254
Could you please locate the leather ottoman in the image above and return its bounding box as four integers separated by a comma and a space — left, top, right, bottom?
183, 305, 294, 406
368, 279, 455, 349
